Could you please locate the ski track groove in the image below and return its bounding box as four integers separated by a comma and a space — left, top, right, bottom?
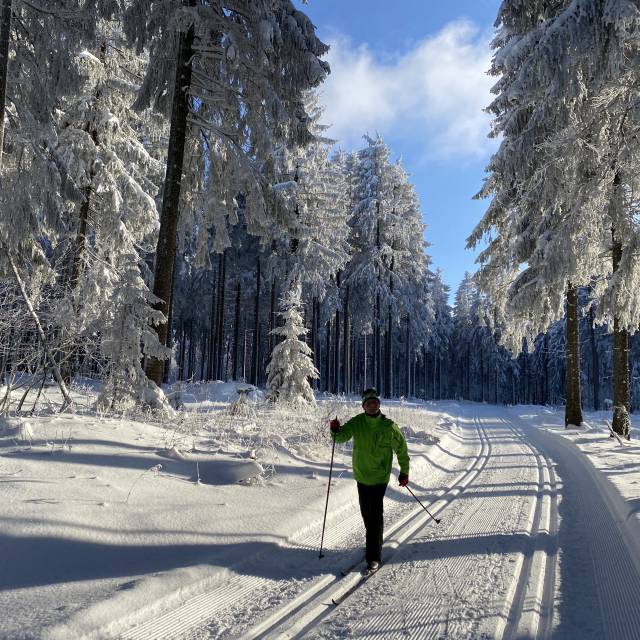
497, 415, 557, 639
133, 411, 493, 640
121, 408, 640, 640
308, 411, 549, 640
247, 413, 494, 640
511, 413, 640, 640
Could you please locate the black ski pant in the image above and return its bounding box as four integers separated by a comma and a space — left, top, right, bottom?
357, 482, 388, 563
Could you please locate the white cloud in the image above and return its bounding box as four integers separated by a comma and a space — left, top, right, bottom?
320, 21, 496, 159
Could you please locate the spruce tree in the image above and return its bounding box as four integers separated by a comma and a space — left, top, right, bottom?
266, 282, 318, 406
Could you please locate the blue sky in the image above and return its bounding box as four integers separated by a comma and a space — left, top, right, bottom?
294, 0, 502, 297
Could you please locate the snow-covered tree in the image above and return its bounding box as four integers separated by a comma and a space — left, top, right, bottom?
467, 0, 640, 433
97, 253, 168, 410
53, 38, 168, 405
266, 282, 318, 406
124, 0, 330, 386
424, 269, 452, 399
268, 91, 351, 295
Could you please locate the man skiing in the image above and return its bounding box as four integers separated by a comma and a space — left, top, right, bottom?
330, 388, 410, 573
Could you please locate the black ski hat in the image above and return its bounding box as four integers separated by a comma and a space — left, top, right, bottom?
362, 388, 380, 406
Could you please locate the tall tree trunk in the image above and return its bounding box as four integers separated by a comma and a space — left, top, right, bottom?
268, 278, 276, 357
349, 328, 360, 393
589, 305, 600, 410
310, 296, 318, 389
333, 272, 341, 394
363, 332, 368, 389
405, 316, 410, 397
384, 258, 394, 397
542, 333, 549, 404
69, 185, 91, 293
343, 285, 350, 395
200, 333, 206, 381
207, 262, 217, 380
187, 321, 195, 380
145, 2, 195, 385
385, 306, 392, 397
324, 320, 331, 391
432, 349, 437, 399
466, 346, 471, 399
242, 324, 247, 381
375, 215, 382, 394
0, 0, 12, 171
612, 230, 631, 438
250, 256, 261, 386
479, 339, 485, 403
565, 283, 583, 426
216, 250, 227, 380
423, 346, 429, 400
163, 254, 178, 384
232, 280, 241, 380
373, 296, 379, 393
178, 319, 185, 380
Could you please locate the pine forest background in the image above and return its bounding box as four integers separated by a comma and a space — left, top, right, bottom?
1, 1, 640, 439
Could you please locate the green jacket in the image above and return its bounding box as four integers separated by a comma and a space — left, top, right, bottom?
332, 412, 410, 485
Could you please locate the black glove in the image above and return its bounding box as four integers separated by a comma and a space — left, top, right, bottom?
398, 473, 409, 487
329, 418, 341, 433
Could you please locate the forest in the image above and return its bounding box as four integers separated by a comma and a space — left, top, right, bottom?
1, 1, 639, 440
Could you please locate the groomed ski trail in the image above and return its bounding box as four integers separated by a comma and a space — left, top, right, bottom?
119, 411, 489, 640
120, 405, 640, 639
302, 409, 549, 640
303, 406, 640, 640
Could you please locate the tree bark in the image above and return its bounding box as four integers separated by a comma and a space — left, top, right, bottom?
187, 320, 195, 380
384, 257, 394, 397
232, 280, 241, 380
242, 324, 247, 381
145, 3, 195, 385
343, 285, 350, 395
200, 332, 206, 381
333, 271, 341, 394
310, 296, 318, 389
375, 293, 381, 393
589, 305, 600, 410
542, 333, 549, 404
405, 316, 410, 397
163, 254, 178, 384
612, 231, 631, 438
178, 318, 185, 380
363, 332, 368, 389
268, 278, 276, 358
565, 283, 583, 426
324, 320, 331, 392
375, 214, 382, 394
215, 250, 227, 379
0, 0, 12, 171
250, 256, 260, 386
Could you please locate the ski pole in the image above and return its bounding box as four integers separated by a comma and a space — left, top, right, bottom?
404, 485, 441, 524
319, 422, 337, 559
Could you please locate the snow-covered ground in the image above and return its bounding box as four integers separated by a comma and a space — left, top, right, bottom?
1, 386, 640, 639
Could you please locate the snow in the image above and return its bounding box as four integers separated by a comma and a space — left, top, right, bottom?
1, 394, 639, 639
